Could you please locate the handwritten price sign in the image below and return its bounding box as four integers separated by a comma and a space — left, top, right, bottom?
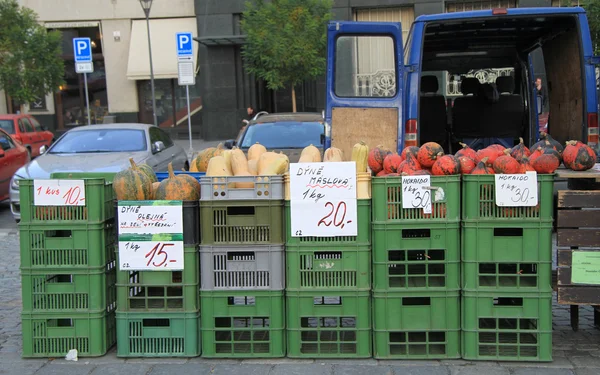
401, 175, 432, 214
289, 162, 357, 237
118, 201, 184, 271
118, 238, 184, 271
33, 179, 85, 206
495, 172, 538, 207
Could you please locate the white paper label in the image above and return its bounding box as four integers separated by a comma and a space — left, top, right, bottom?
289, 162, 357, 237
33, 179, 86, 206
494, 172, 538, 207
118, 240, 184, 271
401, 175, 432, 214
118, 201, 184, 271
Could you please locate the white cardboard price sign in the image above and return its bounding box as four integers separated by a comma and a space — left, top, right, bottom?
34, 179, 86, 206
117, 201, 184, 270
289, 162, 357, 237
401, 175, 432, 214
494, 172, 538, 207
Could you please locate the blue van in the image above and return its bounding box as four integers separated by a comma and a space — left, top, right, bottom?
325, 7, 599, 156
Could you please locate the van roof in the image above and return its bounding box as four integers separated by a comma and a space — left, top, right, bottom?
415, 6, 584, 23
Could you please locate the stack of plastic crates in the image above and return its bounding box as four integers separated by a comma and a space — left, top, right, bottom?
284, 173, 372, 358
199, 176, 285, 358
371, 175, 461, 359
19, 175, 117, 358
115, 173, 201, 358
461, 174, 554, 362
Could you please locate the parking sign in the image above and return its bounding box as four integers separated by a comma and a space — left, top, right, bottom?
176, 32, 193, 58
73, 38, 92, 63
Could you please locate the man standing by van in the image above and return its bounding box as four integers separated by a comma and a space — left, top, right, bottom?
535, 77, 548, 111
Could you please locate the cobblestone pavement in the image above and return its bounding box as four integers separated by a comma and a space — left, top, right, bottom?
2, 201, 600, 374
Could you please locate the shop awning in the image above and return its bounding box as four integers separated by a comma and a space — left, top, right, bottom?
194, 35, 246, 46
127, 18, 198, 80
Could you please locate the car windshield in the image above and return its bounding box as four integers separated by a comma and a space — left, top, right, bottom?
0, 120, 14, 134
49, 129, 147, 154
240, 122, 324, 149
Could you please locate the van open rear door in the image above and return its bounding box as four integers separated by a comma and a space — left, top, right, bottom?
325, 21, 406, 155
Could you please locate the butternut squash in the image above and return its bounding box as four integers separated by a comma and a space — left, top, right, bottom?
299, 144, 321, 162
351, 141, 369, 173
248, 142, 267, 161
258, 152, 289, 175
324, 147, 344, 162
222, 150, 234, 175
248, 159, 258, 175
206, 156, 232, 177
231, 148, 254, 188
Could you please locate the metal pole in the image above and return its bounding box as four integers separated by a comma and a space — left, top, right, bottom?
186, 85, 192, 152
83, 73, 91, 125
146, 14, 158, 127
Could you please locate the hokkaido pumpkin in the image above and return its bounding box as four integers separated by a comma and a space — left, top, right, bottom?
383, 153, 402, 174
563, 140, 597, 171
231, 148, 254, 188
532, 132, 563, 154
417, 142, 444, 168
248, 142, 267, 161
368, 145, 392, 174
351, 141, 369, 173
493, 150, 520, 174
476, 146, 503, 166
206, 156, 232, 177
155, 163, 201, 200
455, 142, 477, 160
412, 169, 432, 176
470, 157, 494, 175
518, 157, 536, 173
432, 153, 461, 175
113, 158, 153, 200
510, 138, 531, 161
458, 156, 476, 175
299, 144, 321, 163
401, 153, 422, 174
376, 170, 388, 177
324, 147, 344, 162
529, 147, 544, 163
248, 159, 258, 175
531, 153, 560, 174
401, 146, 420, 161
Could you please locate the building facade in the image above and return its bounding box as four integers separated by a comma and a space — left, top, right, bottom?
2, 0, 564, 140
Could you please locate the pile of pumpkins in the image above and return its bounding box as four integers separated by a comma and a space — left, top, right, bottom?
113, 158, 200, 201
290, 142, 370, 173
369, 132, 597, 177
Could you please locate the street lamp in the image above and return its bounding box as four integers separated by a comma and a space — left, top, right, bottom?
140, 0, 157, 127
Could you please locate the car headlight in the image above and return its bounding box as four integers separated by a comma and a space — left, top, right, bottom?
11, 175, 22, 190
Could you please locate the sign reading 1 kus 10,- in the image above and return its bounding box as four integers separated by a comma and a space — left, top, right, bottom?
494, 172, 538, 207
290, 162, 357, 237
117, 201, 184, 271
34, 179, 86, 206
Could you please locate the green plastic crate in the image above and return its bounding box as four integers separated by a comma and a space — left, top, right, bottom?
372, 290, 460, 359
201, 290, 285, 358
286, 244, 371, 291
200, 199, 284, 245
372, 175, 460, 224
19, 177, 115, 224
462, 291, 552, 362
462, 220, 553, 263
285, 200, 371, 245
462, 262, 552, 292
116, 245, 199, 312
21, 263, 116, 313
22, 310, 116, 358
286, 290, 371, 358
20, 221, 116, 271
461, 174, 554, 222
116, 311, 201, 357
372, 222, 459, 291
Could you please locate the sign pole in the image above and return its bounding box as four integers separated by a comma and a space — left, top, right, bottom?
186, 85, 192, 152
83, 72, 91, 125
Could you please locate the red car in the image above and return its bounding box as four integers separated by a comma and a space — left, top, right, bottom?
0, 129, 29, 201
0, 114, 54, 158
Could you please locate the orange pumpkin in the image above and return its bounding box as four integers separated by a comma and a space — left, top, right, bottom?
155, 163, 201, 200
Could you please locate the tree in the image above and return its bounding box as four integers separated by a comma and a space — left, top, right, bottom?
585, 0, 600, 55
241, 0, 332, 112
0, 0, 64, 105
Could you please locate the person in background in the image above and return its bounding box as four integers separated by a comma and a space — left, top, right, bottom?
242, 106, 255, 125
535, 77, 548, 111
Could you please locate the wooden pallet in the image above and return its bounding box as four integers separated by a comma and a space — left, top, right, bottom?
556, 181, 600, 331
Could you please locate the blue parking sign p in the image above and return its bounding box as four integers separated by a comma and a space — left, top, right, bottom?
176, 32, 193, 57
73, 38, 92, 63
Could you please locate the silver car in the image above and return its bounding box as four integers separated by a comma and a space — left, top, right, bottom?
9, 123, 188, 221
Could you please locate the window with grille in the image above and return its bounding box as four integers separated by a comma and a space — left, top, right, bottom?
445, 0, 518, 13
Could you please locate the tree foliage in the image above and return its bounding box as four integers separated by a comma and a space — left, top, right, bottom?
241, 0, 332, 110
585, 0, 600, 55
0, 0, 64, 104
